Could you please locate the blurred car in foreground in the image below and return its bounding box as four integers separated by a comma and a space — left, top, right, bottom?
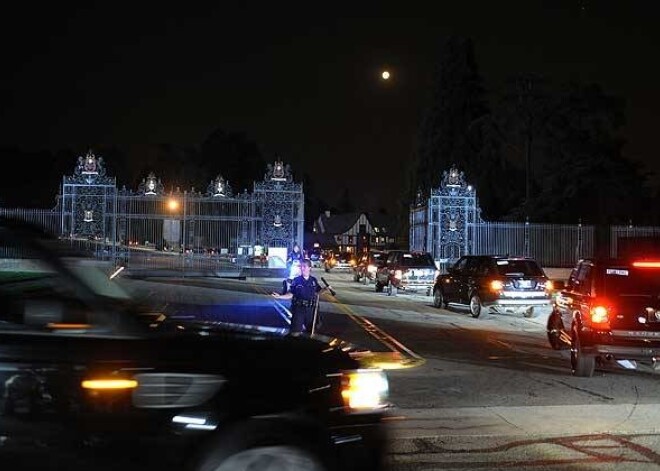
434, 255, 553, 318
354, 250, 387, 285
0, 218, 390, 471
375, 251, 437, 296
324, 252, 356, 272
547, 257, 660, 377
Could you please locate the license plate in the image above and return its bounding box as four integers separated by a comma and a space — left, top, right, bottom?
518, 280, 532, 288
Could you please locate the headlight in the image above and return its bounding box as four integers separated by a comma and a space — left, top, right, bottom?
367, 264, 377, 274
341, 369, 389, 412
394, 270, 403, 279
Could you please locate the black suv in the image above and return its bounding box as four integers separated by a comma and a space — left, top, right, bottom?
433, 255, 553, 318
547, 258, 660, 377
0, 218, 389, 471
375, 251, 437, 296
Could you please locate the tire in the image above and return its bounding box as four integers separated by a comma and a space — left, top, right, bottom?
469, 294, 482, 318
193, 422, 328, 471
362, 275, 369, 285
571, 324, 595, 377
547, 310, 568, 350
375, 281, 383, 293
353, 272, 359, 282
433, 288, 445, 308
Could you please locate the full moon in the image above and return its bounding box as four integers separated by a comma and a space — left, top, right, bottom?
381, 70, 390, 80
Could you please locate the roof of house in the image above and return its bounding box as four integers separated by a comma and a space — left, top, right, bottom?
317, 212, 364, 235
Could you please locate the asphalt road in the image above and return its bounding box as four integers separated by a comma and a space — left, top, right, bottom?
120, 270, 660, 470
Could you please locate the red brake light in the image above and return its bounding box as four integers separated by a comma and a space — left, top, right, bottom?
590, 306, 609, 324
633, 261, 660, 268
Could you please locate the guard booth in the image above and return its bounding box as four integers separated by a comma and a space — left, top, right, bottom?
409, 166, 482, 271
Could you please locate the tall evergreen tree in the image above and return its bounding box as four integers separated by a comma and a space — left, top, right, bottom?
413, 36, 489, 197
527, 82, 650, 224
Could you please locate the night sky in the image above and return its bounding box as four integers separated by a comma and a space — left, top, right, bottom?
1, 1, 658, 211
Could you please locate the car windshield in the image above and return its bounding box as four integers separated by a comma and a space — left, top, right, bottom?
495, 260, 545, 277
603, 267, 660, 297
400, 253, 435, 267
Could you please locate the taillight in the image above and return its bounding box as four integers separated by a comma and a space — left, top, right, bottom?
544, 280, 554, 291
633, 261, 660, 268
490, 280, 504, 292
590, 305, 610, 325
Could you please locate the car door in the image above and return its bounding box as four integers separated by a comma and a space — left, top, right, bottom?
442, 257, 468, 303
0, 234, 137, 469
557, 262, 593, 331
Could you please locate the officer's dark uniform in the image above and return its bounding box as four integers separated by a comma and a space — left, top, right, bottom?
289, 274, 322, 334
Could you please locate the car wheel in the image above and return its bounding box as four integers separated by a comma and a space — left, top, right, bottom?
375, 281, 383, 293
362, 275, 369, 285
199, 445, 325, 471
433, 288, 445, 308
547, 310, 568, 350
469, 294, 482, 318
571, 324, 595, 377
194, 423, 328, 471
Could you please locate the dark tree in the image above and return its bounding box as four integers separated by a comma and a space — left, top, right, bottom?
412, 36, 489, 200
201, 129, 266, 194
509, 82, 650, 224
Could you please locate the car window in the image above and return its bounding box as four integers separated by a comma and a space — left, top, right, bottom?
399, 253, 435, 267
453, 257, 468, 273
494, 259, 545, 277
574, 263, 593, 296
601, 265, 660, 297
0, 236, 132, 335
465, 257, 481, 275
475, 258, 491, 276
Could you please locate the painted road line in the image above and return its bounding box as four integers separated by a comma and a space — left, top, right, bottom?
325, 294, 425, 369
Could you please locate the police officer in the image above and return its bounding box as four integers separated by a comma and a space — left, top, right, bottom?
272, 259, 322, 334
282, 243, 304, 294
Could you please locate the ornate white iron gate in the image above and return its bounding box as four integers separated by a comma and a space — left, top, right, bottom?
2, 151, 304, 277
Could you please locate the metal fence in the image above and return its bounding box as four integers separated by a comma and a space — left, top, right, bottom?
469, 221, 594, 268
0, 153, 303, 278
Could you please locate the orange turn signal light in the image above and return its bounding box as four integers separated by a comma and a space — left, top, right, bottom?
82, 379, 138, 390
490, 280, 504, 292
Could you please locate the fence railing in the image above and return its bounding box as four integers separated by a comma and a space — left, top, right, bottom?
468, 222, 594, 268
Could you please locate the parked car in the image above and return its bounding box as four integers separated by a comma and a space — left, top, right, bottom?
0, 218, 390, 471
375, 251, 437, 296
434, 255, 553, 318
547, 257, 660, 377
353, 250, 387, 285
324, 251, 356, 272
